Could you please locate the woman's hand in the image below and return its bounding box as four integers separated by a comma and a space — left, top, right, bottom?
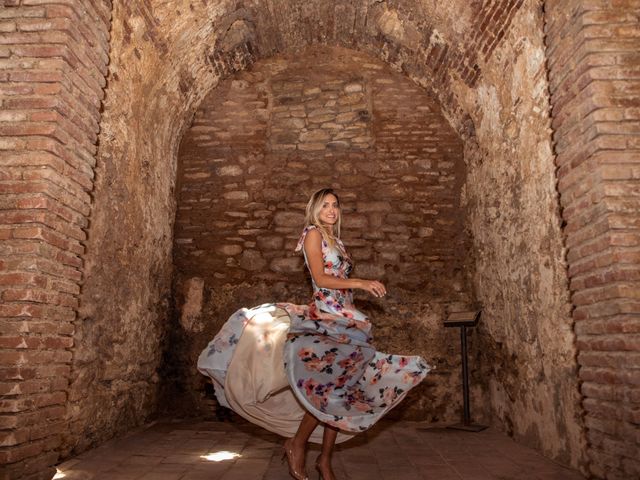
359, 279, 387, 298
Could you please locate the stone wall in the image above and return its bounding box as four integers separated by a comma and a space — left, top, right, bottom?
450, 4, 586, 468
168, 47, 474, 423
0, 1, 111, 479
58, 0, 259, 464
544, 1, 640, 478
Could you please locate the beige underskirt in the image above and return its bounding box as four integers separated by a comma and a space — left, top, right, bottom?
224, 307, 354, 444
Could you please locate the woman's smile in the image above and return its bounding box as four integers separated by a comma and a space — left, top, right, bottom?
319, 193, 339, 226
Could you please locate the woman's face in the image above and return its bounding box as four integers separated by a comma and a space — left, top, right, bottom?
318, 193, 340, 228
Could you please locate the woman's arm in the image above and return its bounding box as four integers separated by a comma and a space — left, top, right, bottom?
304, 228, 387, 298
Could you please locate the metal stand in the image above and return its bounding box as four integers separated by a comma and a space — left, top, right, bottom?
444, 310, 487, 432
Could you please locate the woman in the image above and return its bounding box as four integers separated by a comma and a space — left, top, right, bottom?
198, 188, 431, 480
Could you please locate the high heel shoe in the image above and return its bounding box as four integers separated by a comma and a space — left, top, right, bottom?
314, 455, 336, 480
282, 439, 309, 480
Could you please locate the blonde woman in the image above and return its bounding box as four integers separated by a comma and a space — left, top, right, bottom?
198, 188, 431, 480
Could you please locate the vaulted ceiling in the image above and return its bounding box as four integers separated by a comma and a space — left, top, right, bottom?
107, 0, 526, 145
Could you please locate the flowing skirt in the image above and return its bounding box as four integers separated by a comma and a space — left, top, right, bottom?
197, 303, 431, 444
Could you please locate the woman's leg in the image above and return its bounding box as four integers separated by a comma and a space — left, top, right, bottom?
316, 424, 338, 480
284, 412, 319, 478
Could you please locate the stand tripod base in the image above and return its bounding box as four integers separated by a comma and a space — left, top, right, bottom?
447, 423, 488, 432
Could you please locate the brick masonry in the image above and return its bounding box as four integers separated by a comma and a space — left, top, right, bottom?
544, 1, 640, 478
0, 1, 111, 479
0, 0, 637, 479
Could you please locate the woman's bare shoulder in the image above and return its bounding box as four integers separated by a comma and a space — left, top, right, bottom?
304, 227, 322, 243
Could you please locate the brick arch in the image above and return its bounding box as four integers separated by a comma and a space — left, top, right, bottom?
544, 1, 640, 477
0, 1, 112, 479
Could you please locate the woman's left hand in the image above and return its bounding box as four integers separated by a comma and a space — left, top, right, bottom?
360, 279, 387, 298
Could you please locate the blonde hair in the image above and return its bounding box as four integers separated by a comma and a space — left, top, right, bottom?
304, 188, 341, 249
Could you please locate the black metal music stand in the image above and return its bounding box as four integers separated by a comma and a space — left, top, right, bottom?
444, 310, 487, 432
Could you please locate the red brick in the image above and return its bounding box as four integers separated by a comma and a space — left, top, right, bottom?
2, 96, 58, 110
0, 122, 57, 137
0, 319, 75, 336
0, 428, 31, 448
577, 334, 640, 352
8, 70, 65, 83
0, 397, 32, 414
575, 315, 640, 335
48, 277, 80, 295
0, 405, 65, 430
0, 303, 44, 319
0, 209, 87, 242
9, 225, 80, 254
1, 288, 56, 304
0, 438, 46, 464
0, 272, 49, 288
0, 111, 29, 122
580, 366, 640, 385
582, 381, 640, 403
571, 267, 640, 291
588, 428, 640, 464
0, 349, 71, 366
0, 84, 34, 96
0, 336, 31, 349
29, 420, 66, 441
2, 255, 82, 284
0, 379, 52, 397
579, 351, 640, 368
17, 17, 70, 32
570, 249, 640, 278
0, 7, 46, 19
34, 391, 66, 408
0, 335, 73, 350
32, 82, 63, 95
572, 283, 639, 306
0, 366, 35, 382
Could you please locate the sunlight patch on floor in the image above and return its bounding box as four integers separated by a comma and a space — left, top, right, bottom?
200, 450, 242, 462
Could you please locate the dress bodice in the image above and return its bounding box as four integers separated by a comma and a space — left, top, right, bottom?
295, 225, 368, 324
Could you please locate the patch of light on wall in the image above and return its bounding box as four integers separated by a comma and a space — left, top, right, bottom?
53, 470, 66, 479
200, 451, 241, 462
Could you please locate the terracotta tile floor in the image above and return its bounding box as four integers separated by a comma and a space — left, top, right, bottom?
55, 418, 586, 480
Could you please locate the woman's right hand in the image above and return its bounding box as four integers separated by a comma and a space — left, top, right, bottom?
359, 279, 387, 298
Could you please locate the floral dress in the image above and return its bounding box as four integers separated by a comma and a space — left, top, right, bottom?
198, 225, 431, 440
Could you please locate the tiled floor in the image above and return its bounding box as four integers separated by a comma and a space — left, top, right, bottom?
55, 418, 586, 480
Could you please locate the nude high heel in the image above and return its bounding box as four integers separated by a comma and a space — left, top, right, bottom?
282, 439, 309, 480
315, 455, 335, 480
